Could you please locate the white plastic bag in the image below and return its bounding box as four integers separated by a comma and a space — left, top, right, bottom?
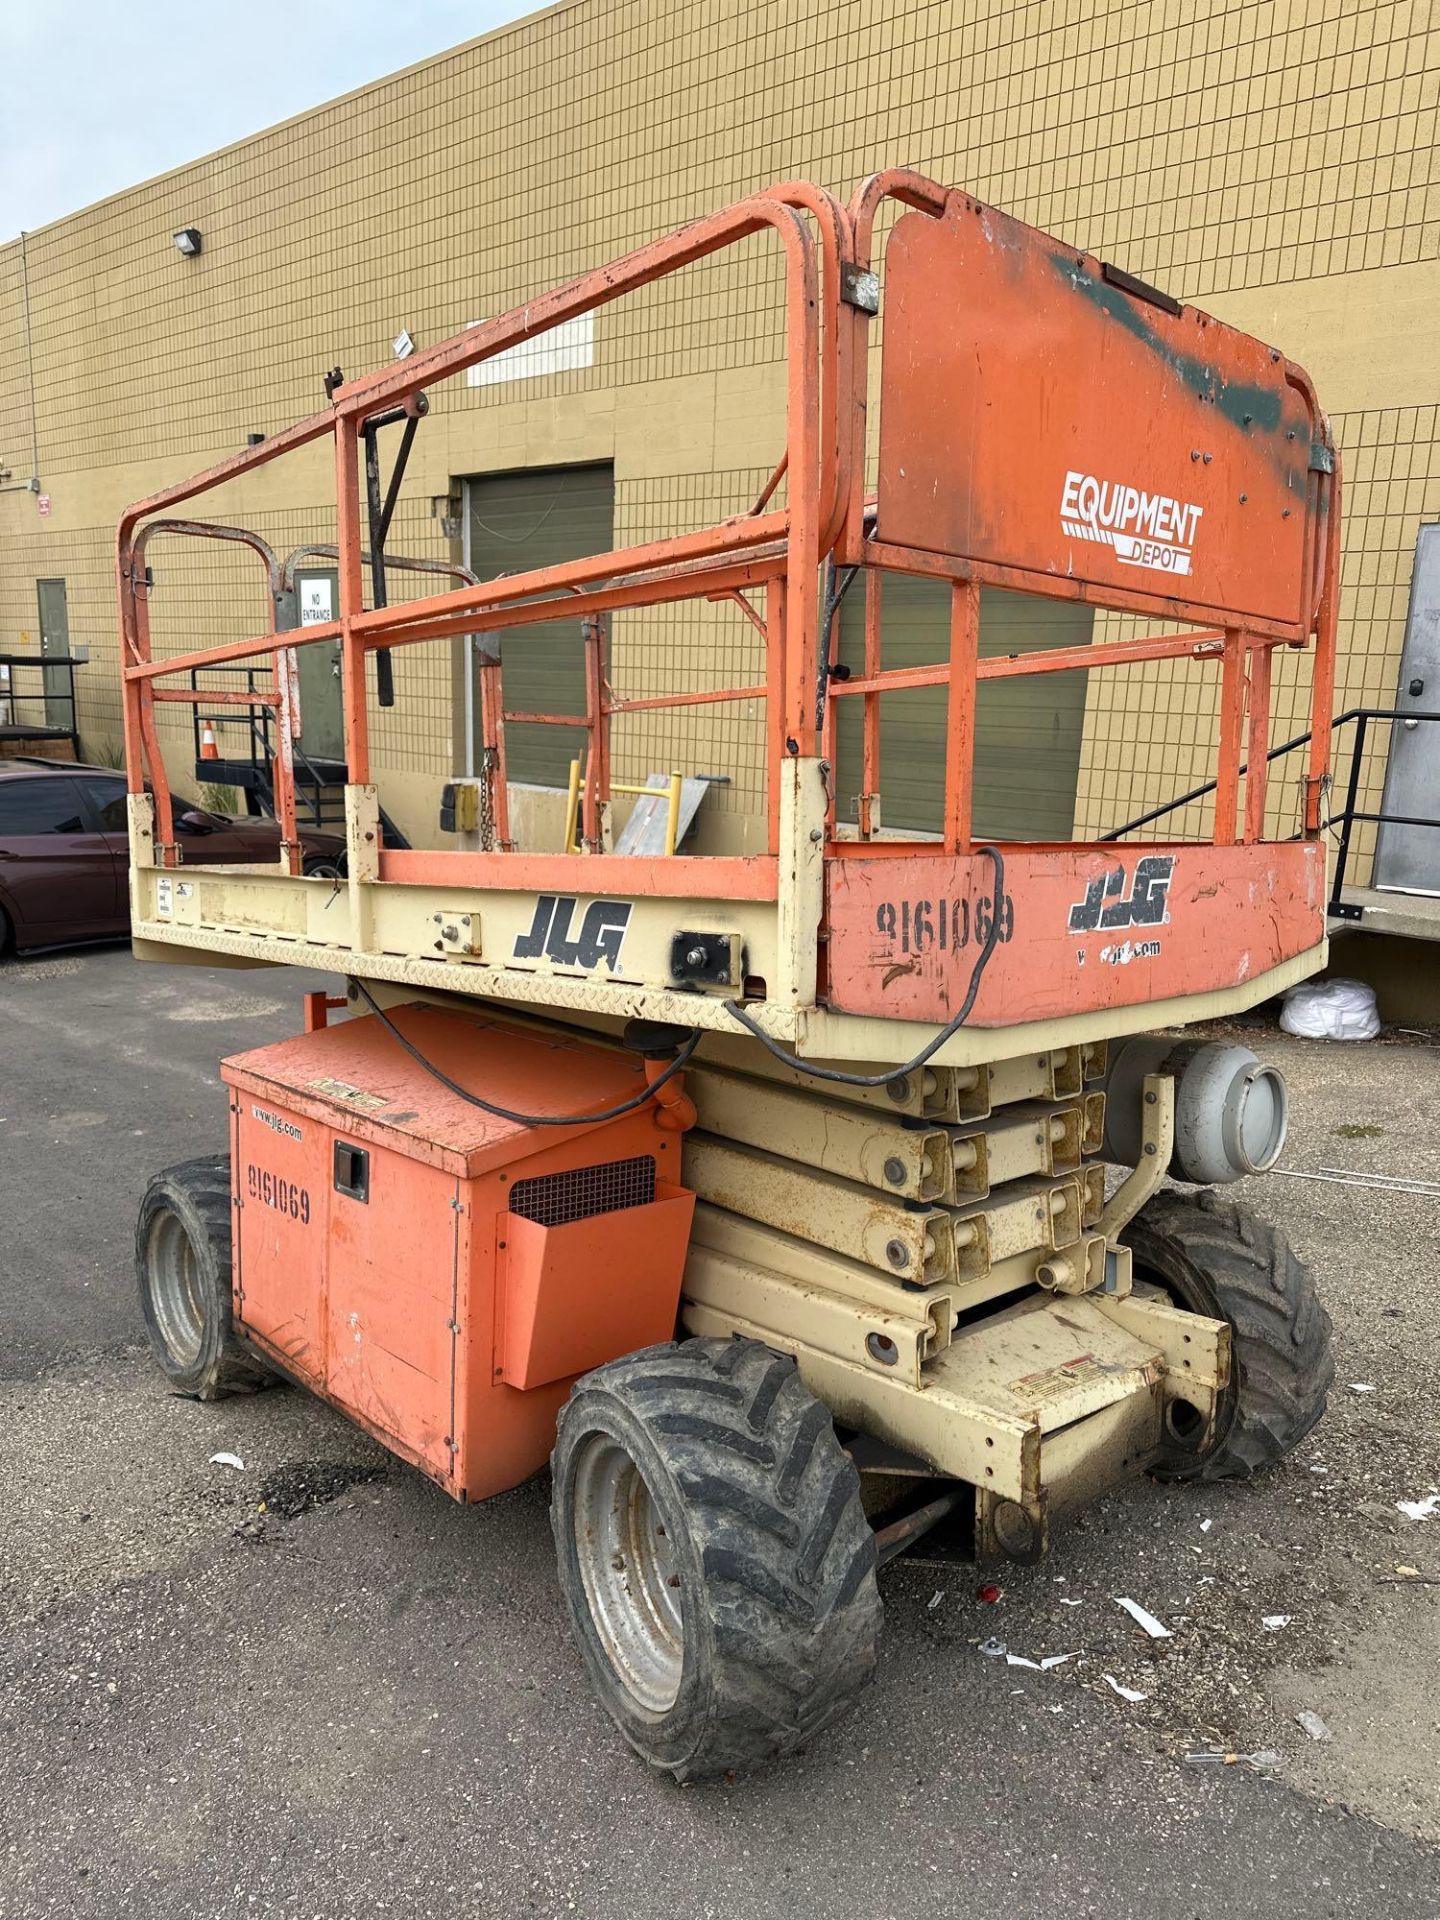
1279, 977, 1380, 1041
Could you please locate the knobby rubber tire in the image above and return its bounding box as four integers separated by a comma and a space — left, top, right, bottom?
136, 1153, 274, 1400
1124, 1187, 1334, 1482
551, 1335, 883, 1781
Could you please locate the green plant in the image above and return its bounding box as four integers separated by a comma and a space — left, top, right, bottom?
200, 783, 240, 815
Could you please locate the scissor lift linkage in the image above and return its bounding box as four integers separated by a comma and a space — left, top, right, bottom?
126, 170, 1338, 1781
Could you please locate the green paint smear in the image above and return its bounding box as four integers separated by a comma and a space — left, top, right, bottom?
1049, 250, 1285, 434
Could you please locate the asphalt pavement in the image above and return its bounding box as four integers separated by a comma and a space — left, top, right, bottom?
3, 945, 1439, 1919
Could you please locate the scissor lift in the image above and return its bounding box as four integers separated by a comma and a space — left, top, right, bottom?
125, 170, 1338, 1780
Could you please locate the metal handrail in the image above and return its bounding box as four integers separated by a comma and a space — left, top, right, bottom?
0, 651, 81, 755
1104, 706, 1440, 916
188, 663, 341, 831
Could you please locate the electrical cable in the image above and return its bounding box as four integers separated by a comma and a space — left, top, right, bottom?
348, 977, 702, 1126
722, 845, 1006, 1088
352, 845, 1003, 1109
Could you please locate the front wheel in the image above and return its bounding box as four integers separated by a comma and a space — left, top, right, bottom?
1123, 1188, 1334, 1482
551, 1335, 882, 1781
136, 1154, 275, 1400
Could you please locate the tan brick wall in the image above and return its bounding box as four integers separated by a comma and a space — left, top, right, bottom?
1, 0, 1436, 861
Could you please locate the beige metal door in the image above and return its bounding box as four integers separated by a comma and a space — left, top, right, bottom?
291, 568, 346, 763
36, 579, 71, 729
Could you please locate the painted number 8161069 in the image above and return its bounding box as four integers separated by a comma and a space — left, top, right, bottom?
875, 893, 1015, 956
247, 1163, 312, 1224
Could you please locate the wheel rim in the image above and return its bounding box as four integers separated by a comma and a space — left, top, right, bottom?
147, 1209, 206, 1366
307, 861, 343, 880
571, 1433, 683, 1714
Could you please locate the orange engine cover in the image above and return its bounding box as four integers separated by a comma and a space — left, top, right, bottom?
221, 1003, 695, 1502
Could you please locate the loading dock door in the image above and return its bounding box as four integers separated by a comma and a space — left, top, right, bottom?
835, 577, 1090, 840
464, 464, 615, 787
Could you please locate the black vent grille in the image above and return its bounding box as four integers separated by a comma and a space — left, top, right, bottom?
508, 1155, 657, 1228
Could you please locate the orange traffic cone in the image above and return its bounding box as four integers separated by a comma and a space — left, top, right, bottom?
200, 720, 219, 760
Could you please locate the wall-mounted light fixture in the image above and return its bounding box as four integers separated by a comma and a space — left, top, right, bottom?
173, 228, 203, 257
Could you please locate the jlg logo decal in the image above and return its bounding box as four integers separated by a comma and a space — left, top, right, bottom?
1060, 471, 1203, 576
1068, 856, 1175, 933
513, 895, 632, 972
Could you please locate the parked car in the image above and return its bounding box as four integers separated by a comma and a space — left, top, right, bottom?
0, 758, 346, 954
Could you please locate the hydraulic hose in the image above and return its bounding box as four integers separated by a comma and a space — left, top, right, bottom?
349, 977, 701, 1127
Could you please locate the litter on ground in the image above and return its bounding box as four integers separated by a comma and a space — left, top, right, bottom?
1113, 1596, 1172, 1639
209, 1451, 246, 1471
1296, 1710, 1332, 1742
1261, 1614, 1292, 1630
1396, 1494, 1440, 1521
1102, 1674, 1148, 1703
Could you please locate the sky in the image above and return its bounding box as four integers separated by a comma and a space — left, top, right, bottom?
1, 0, 530, 238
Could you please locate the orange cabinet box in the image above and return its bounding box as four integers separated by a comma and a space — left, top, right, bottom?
223, 1004, 694, 1502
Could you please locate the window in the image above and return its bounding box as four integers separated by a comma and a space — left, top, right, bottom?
465, 463, 616, 786
0, 779, 87, 836
77, 778, 129, 832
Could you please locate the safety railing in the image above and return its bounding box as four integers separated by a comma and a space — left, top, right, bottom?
115, 170, 1340, 949
0, 651, 81, 754
188, 663, 346, 829
1328, 709, 1440, 914
1105, 707, 1440, 916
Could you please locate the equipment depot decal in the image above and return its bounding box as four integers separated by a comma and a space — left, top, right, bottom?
1068, 855, 1174, 967
1060, 470, 1203, 576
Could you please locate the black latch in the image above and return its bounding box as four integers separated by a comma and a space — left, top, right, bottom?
333, 1141, 370, 1202
1100, 260, 1182, 317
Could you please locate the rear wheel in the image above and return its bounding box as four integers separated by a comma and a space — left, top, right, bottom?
136, 1154, 274, 1399
1123, 1188, 1333, 1481
551, 1335, 882, 1780
303, 855, 345, 880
